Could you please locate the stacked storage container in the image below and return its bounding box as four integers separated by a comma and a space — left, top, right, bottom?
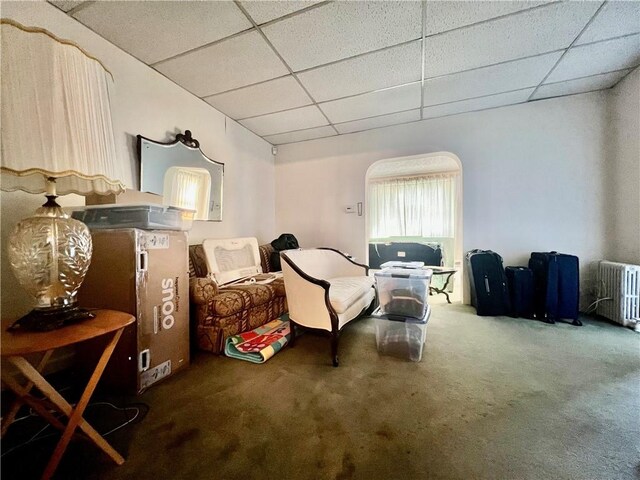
372, 263, 432, 362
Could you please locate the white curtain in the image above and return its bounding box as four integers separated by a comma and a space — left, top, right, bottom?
369, 173, 457, 238
163, 167, 211, 220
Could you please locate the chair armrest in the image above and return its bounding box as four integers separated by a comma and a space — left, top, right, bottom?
190, 277, 219, 305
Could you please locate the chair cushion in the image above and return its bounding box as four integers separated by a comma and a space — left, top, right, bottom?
327, 276, 374, 314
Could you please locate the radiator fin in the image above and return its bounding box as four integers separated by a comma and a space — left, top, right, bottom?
597, 261, 640, 328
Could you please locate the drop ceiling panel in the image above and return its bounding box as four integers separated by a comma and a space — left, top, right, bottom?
264, 125, 336, 145
424, 1, 600, 78
297, 41, 421, 102
262, 1, 422, 71
72, 1, 252, 64
425, 1, 548, 36
205, 76, 312, 120
49, 1, 85, 12
239, 105, 328, 137
335, 109, 421, 134
240, 0, 323, 25
532, 69, 633, 101
320, 83, 421, 124
423, 52, 561, 107
155, 31, 288, 97
576, 1, 640, 45
546, 34, 640, 83
423, 88, 534, 120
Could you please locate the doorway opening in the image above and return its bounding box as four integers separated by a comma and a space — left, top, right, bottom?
365, 152, 463, 303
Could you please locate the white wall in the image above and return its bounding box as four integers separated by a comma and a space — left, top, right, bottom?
607, 67, 640, 265
1, 2, 276, 321
276, 91, 612, 306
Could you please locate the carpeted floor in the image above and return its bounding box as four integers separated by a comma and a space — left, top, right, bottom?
3, 303, 640, 479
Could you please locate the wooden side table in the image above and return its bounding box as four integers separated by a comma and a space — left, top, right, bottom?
1, 309, 135, 480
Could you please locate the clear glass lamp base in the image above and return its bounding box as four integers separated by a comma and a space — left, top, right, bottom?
8, 195, 94, 331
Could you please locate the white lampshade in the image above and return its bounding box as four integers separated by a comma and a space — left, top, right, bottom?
0, 19, 126, 194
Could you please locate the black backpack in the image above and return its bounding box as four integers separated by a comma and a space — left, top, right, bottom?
270, 234, 299, 271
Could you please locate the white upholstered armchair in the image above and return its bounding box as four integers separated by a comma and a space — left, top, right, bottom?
280, 248, 375, 366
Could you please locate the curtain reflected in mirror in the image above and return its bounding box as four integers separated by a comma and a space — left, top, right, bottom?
138, 131, 223, 221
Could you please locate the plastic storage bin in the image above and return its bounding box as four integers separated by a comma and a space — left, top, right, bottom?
374, 267, 432, 319
72, 204, 194, 231
373, 305, 430, 362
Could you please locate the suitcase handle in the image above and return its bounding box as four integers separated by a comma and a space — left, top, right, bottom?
484, 276, 490, 294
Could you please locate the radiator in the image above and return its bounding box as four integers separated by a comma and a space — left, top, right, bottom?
597, 261, 640, 329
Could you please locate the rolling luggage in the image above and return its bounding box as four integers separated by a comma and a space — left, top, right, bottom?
505, 266, 535, 319
466, 250, 510, 316
529, 252, 581, 326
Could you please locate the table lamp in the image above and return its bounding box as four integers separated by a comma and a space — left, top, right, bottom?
1, 20, 127, 331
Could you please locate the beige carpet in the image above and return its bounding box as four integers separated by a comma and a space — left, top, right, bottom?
6, 303, 640, 479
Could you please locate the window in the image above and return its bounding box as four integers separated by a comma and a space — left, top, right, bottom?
368, 172, 457, 238
163, 166, 211, 220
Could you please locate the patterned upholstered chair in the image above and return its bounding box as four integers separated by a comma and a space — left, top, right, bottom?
189, 241, 287, 354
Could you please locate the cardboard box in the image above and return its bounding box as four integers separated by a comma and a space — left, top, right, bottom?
77, 228, 189, 393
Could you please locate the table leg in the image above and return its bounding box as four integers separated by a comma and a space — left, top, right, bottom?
1, 350, 53, 437
8, 327, 126, 480
429, 271, 456, 304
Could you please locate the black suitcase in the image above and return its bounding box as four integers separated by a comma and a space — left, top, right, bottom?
529, 252, 581, 325
466, 250, 510, 316
505, 266, 535, 319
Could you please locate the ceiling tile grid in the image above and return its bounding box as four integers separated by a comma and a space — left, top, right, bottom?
545, 34, 640, 84
575, 0, 640, 45
297, 40, 422, 102
72, 0, 252, 65
334, 109, 422, 135
532, 69, 633, 101
320, 83, 422, 124
155, 30, 289, 97
205, 75, 312, 120
263, 125, 337, 145
423, 52, 562, 107
261, 0, 422, 71
423, 88, 535, 120
239, 105, 329, 137
424, 0, 550, 37
423, 1, 601, 79
49, 1, 85, 12
240, 0, 324, 25
49, 0, 640, 145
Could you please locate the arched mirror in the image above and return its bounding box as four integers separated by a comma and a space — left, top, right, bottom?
137, 130, 223, 221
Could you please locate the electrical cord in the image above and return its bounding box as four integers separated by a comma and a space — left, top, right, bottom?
1, 401, 147, 458
584, 296, 612, 314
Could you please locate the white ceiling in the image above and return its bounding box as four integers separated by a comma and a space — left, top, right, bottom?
50, 1, 640, 146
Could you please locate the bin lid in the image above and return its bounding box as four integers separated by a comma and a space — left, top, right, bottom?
375, 267, 433, 280
371, 305, 431, 324
380, 261, 424, 269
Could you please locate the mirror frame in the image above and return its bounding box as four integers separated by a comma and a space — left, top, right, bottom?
137, 130, 224, 221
